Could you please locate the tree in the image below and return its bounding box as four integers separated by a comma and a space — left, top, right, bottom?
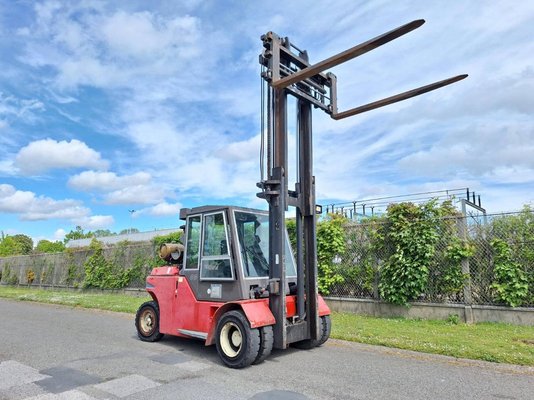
12, 234, 33, 254
0, 234, 33, 256
0, 237, 19, 256
93, 229, 116, 238
64, 226, 93, 243
35, 240, 66, 253
120, 228, 139, 235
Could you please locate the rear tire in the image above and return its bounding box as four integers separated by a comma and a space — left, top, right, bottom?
253, 325, 274, 365
135, 301, 164, 342
292, 315, 331, 349
215, 310, 260, 368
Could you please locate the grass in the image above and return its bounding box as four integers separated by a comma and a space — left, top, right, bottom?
1, 286, 533, 366
0, 286, 151, 314
331, 312, 534, 366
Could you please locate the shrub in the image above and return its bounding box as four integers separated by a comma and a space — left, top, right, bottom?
379, 201, 441, 305
490, 238, 528, 307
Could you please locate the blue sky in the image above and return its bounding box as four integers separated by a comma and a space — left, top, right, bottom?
0, 1, 533, 243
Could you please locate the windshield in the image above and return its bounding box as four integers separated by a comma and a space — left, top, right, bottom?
234, 211, 297, 278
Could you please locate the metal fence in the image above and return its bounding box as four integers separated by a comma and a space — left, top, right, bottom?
329, 211, 534, 307
1, 211, 532, 308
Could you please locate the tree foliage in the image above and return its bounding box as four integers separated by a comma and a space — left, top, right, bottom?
287, 214, 347, 295
152, 231, 183, 247
316, 214, 346, 294
93, 229, 116, 237
64, 226, 93, 243
35, 240, 66, 253
0, 234, 33, 256
120, 228, 139, 235
378, 201, 441, 305
83, 239, 128, 289
490, 238, 529, 307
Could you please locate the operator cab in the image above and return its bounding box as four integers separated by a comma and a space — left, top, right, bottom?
179, 205, 297, 302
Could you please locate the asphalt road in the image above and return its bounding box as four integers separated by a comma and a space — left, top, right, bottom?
0, 299, 532, 400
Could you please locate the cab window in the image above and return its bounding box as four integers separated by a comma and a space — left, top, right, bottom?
200, 212, 233, 280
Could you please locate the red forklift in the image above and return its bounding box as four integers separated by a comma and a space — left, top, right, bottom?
135, 20, 467, 368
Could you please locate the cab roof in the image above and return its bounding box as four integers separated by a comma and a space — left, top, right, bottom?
179, 205, 267, 220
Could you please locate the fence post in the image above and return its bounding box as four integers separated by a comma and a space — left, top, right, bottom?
373, 257, 380, 300
459, 200, 474, 323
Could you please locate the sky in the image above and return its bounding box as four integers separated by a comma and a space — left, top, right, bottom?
0, 0, 533, 243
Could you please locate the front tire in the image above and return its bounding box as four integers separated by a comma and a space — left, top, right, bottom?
253, 325, 274, 365
215, 310, 260, 368
135, 301, 164, 342
292, 315, 331, 349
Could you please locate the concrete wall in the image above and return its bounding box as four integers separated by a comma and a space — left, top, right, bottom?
325, 297, 534, 326
0, 243, 154, 287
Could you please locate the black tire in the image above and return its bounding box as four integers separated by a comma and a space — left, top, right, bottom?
317, 314, 331, 346
135, 301, 164, 342
253, 325, 274, 365
292, 315, 331, 349
215, 310, 260, 368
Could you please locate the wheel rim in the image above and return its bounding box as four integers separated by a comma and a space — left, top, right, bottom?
220, 322, 242, 358
139, 308, 156, 336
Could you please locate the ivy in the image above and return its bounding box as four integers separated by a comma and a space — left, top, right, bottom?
379, 201, 441, 305
317, 214, 346, 295
490, 238, 528, 307
1, 264, 19, 285
440, 238, 473, 295
152, 231, 183, 248
286, 214, 347, 295
83, 239, 131, 289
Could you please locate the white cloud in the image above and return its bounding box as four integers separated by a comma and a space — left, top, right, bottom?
0, 92, 44, 126
216, 135, 260, 162
139, 201, 183, 217
14, 138, 109, 175
0, 184, 114, 228
69, 170, 165, 205
0, 183, 88, 221
75, 215, 115, 230
104, 185, 166, 205
397, 120, 534, 179
54, 228, 66, 241
68, 170, 151, 191
21, 4, 206, 91
100, 11, 200, 59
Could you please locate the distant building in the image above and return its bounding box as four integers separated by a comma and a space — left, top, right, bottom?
65, 228, 182, 248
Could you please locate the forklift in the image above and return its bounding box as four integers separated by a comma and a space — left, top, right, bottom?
135, 20, 467, 368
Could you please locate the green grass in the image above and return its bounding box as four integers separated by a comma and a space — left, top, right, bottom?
1, 287, 533, 365
0, 286, 150, 314
331, 312, 534, 366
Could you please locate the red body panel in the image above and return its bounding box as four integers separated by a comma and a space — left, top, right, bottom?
146, 266, 331, 345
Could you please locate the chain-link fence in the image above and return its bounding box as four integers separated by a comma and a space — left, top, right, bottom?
329, 211, 534, 307
1, 210, 532, 308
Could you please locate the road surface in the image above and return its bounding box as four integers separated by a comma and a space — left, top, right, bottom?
0, 299, 532, 400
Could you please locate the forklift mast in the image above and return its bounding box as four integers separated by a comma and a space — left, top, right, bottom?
257, 20, 467, 349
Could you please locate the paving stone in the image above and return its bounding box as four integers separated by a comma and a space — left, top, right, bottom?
0, 360, 49, 390
94, 374, 160, 398
24, 389, 100, 400
36, 367, 101, 394
175, 360, 211, 372
0, 382, 47, 400
150, 352, 190, 365
249, 390, 309, 400
126, 378, 245, 400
